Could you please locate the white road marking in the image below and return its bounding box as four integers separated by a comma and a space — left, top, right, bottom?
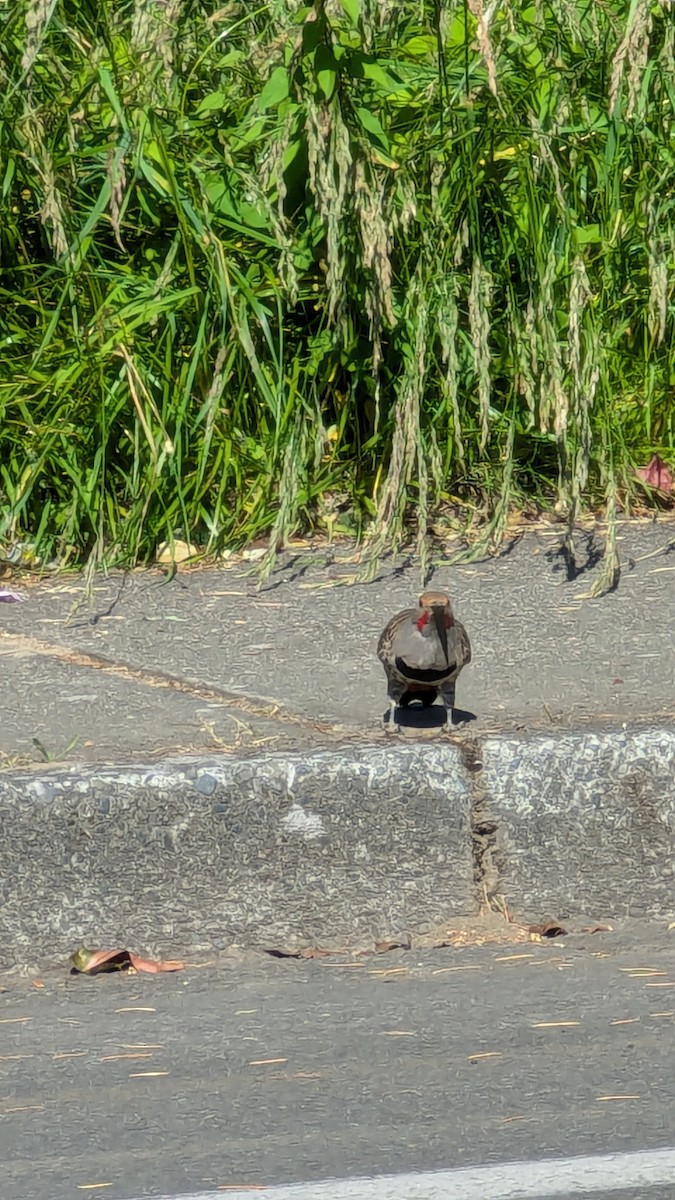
128, 1146, 675, 1200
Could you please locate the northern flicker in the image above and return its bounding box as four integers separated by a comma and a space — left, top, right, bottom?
377, 589, 471, 729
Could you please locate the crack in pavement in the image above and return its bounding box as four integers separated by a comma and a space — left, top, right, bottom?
0, 630, 357, 745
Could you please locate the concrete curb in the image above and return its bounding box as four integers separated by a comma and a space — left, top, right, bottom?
1, 728, 674, 969
478, 728, 675, 917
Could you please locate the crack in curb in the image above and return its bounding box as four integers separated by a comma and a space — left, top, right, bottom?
457, 737, 503, 912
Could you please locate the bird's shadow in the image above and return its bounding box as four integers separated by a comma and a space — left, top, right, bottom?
384, 704, 477, 730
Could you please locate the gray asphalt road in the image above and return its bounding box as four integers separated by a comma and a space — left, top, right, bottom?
3, 930, 675, 1200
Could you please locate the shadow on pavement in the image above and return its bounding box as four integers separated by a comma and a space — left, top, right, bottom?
384, 704, 477, 729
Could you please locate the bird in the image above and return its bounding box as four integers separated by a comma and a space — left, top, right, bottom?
377, 589, 471, 729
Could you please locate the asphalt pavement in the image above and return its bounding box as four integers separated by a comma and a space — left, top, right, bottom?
1, 517, 674, 764
3, 519, 675, 1200
3, 926, 675, 1200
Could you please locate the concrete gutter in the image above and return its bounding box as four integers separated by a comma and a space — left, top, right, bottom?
2, 728, 674, 970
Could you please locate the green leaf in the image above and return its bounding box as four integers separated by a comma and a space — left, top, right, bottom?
573, 224, 601, 246
314, 45, 338, 102
258, 66, 290, 111
356, 106, 389, 151
196, 91, 227, 115
138, 158, 171, 197
360, 59, 406, 93
339, 0, 360, 25
98, 67, 129, 130
281, 138, 303, 171
2, 157, 15, 199
69, 179, 113, 268
401, 34, 436, 57
317, 67, 337, 100
446, 14, 468, 46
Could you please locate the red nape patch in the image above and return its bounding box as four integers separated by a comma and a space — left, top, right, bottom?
416, 610, 454, 631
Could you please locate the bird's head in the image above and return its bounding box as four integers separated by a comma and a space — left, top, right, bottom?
415, 590, 454, 664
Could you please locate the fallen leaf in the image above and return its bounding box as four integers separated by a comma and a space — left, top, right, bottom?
579, 924, 613, 934
635, 454, 674, 493
375, 935, 412, 953
156, 539, 197, 564
128, 953, 185, 973
70, 948, 184, 975
527, 921, 568, 938
31, 979, 45, 989
0, 589, 25, 602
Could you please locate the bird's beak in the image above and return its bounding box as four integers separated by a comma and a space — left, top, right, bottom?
432, 606, 450, 665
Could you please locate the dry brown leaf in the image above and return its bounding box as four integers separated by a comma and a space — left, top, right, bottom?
579, 924, 613, 934
70, 948, 184, 975
156, 539, 197, 564
128, 952, 185, 973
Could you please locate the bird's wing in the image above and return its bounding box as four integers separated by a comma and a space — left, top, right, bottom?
455, 618, 472, 668
376, 607, 416, 661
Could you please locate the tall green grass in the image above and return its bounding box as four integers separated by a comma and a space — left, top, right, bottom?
0, 0, 673, 574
